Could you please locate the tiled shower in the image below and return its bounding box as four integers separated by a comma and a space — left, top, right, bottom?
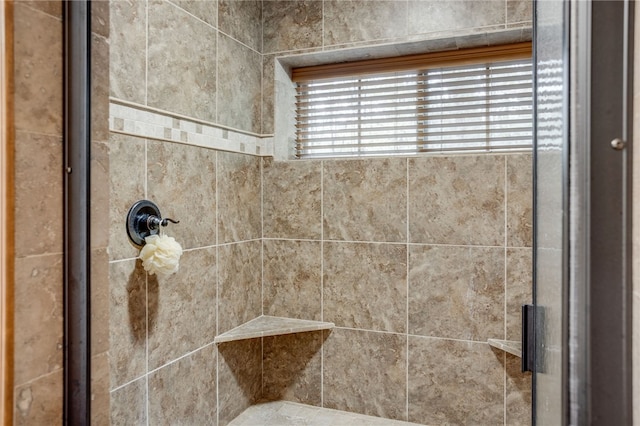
106, 1, 533, 425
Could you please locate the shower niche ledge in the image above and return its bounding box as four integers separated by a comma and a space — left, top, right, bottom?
487, 338, 522, 357
214, 315, 334, 344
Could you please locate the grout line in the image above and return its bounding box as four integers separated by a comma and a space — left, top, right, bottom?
321, 0, 325, 50
145, 269, 149, 426
405, 157, 410, 422
503, 352, 507, 426
146, 342, 218, 377
215, 150, 220, 426
145, 0, 149, 107
503, 153, 509, 426
320, 160, 325, 407
261, 159, 265, 317
109, 374, 148, 394
332, 325, 496, 345
259, 237, 532, 250
14, 2, 63, 21
162, 0, 277, 58
504, 156, 508, 341
14, 128, 64, 140
215, 25, 219, 125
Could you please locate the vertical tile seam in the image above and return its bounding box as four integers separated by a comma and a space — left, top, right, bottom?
503, 156, 508, 426
215, 18, 219, 125
503, 352, 507, 426
145, 0, 149, 106
145, 271, 150, 425
215, 150, 220, 426
504, 156, 508, 341
320, 160, 325, 407
405, 157, 410, 422
260, 158, 265, 399
321, 0, 325, 50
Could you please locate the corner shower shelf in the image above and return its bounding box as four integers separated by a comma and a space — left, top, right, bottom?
214, 315, 335, 344
487, 339, 522, 358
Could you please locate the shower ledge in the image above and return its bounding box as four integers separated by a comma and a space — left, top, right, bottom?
487, 338, 522, 358
214, 315, 334, 344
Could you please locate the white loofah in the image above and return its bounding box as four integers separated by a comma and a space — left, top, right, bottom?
139, 234, 183, 277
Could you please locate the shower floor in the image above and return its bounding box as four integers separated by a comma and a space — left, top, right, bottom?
228, 401, 422, 426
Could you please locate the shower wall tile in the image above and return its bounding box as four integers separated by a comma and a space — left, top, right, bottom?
91, 249, 110, 356
323, 158, 407, 242
13, 3, 63, 135
218, 0, 262, 51
14, 132, 63, 257
172, 0, 217, 27
91, 352, 111, 426
17, 1, 63, 19
409, 245, 504, 341
91, 138, 110, 252
323, 328, 407, 420
92, 32, 110, 144
217, 34, 262, 133
508, 0, 533, 24
262, 158, 321, 240
409, 155, 505, 246
148, 345, 217, 424
14, 370, 63, 426
110, 377, 147, 425
109, 0, 146, 104
217, 151, 262, 244
218, 241, 262, 334
508, 153, 534, 247
109, 259, 147, 388
323, 1, 408, 46
262, 331, 324, 405
263, 239, 322, 320
218, 339, 262, 426
324, 242, 407, 333
13, 254, 63, 385
147, 141, 217, 249
262, 55, 275, 134
92, 0, 110, 39
148, 0, 217, 122
507, 248, 533, 342
109, 133, 145, 261
506, 353, 532, 426
407, 0, 506, 36
147, 247, 217, 369
262, 0, 323, 53
408, 337, 503, 425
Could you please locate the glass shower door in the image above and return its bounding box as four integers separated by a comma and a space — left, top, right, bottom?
533, 0, 567, 423
533, 0, 634, 424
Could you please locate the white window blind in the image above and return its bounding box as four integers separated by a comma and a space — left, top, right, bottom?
294, 43, 533, 159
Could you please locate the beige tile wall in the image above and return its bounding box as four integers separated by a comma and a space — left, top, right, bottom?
108, 133, 263, 425
262, 154, 533, 424
11, 2, 61, 424
11, 1, 111, 423
109, 1, 265, 423
107, 1, 534, 425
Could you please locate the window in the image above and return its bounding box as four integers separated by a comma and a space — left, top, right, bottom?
293, 43, 532, 159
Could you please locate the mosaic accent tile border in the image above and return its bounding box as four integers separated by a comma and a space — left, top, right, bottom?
109, 101, 274, 157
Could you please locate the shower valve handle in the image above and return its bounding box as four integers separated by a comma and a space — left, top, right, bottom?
147, 215, 180, 230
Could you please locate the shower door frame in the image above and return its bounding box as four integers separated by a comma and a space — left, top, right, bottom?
533, 0, 635, 423
569, 0, 634, 422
